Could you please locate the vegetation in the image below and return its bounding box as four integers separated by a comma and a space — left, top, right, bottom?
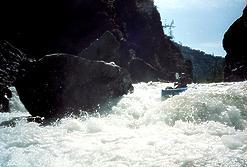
176, 43, 225, 83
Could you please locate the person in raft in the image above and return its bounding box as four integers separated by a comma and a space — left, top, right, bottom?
174, 73, 191, 89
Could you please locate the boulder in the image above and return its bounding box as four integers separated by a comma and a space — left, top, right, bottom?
15, 54, 133, 119
223, 6, 247, 81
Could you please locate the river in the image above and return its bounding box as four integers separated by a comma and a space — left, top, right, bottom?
0, 82, 246, 167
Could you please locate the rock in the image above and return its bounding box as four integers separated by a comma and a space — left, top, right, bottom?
184, 59, 193, 82
1, 0, 188, 82
0, 40, 25, 112
0, 40, 24, 86
0, 0, 110, 57
223, 6, 247, 81
114, 0, 187, 80
156, 37, 187, 81
128, 57, 162, 83
79, 32, 163, 82
79, 31, 120, 64
15, 54, 133, 119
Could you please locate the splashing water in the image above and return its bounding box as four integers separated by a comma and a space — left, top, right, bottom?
0, 82, 246, 167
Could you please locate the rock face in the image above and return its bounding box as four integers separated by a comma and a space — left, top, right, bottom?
15, 54, 133, 118
128, 58, 162, 83
114, 0, 187, 81
1, 0, 193, 118
79, 31, 120, 64
1, 0, 189, 82
0, 41, 24, 86
223, 6, 247, 81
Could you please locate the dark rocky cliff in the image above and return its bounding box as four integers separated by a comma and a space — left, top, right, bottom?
1, 0, 189, 82
0, 0, 193, 117
223, 6, 247, 81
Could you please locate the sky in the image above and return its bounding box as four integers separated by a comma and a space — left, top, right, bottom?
154, 0, 246, 57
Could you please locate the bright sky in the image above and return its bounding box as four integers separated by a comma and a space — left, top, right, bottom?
154, 0, 246, 56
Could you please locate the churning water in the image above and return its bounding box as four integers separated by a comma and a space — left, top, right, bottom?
0, 82, 247, 167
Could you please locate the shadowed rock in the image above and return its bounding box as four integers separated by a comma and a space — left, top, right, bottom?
0, 40, 24, 86
0, 40, 25, 112
15, 54, 133, 119
1, 0, 189, 82
128, 57, 162, 83
79, 31, 120, 64
223, 6, 247, 81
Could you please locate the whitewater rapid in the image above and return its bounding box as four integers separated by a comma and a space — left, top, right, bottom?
0, 82, 246, 167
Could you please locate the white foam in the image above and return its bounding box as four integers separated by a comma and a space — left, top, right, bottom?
0, 82, 246, 167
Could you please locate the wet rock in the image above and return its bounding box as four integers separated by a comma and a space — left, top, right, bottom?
15, 54, 133, 119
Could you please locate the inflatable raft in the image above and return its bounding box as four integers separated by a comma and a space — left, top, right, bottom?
161, 87, 187, 97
